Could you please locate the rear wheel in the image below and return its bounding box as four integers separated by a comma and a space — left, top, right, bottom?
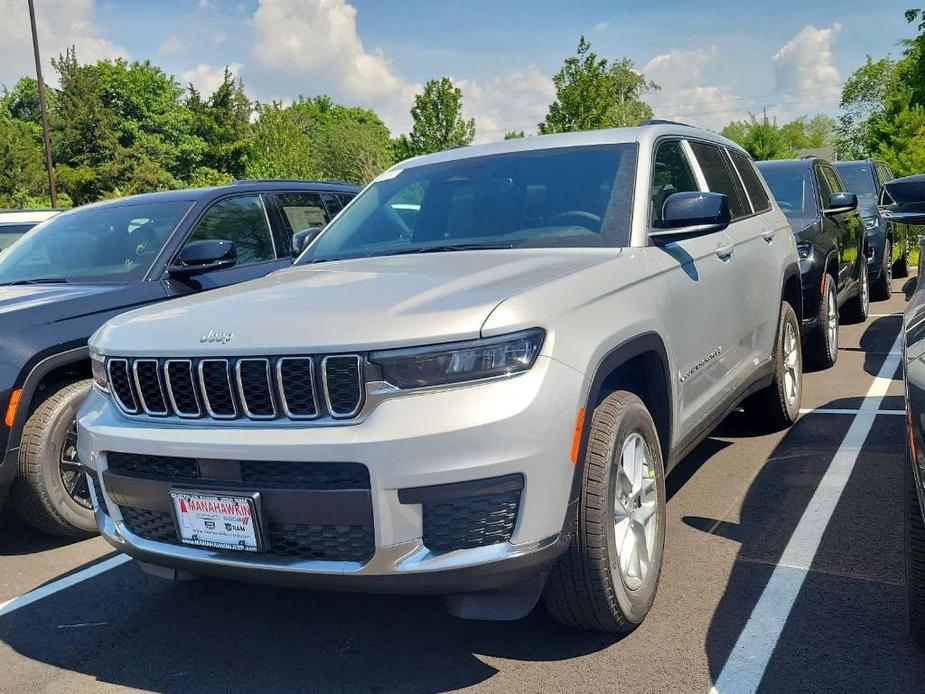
10, 380, 96, 537
543, 391, 666, 632
806, 274, 838, 369
905, 458, 925, 647
871, 242, 893, 302
895, 241, 910, 279
842, 262, 869, 324
746, 302, 802, 429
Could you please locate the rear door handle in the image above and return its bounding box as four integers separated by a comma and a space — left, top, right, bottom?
715, 242, 734, 260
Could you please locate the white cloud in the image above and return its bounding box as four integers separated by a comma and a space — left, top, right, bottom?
594, 21, 609, 31
180, 63, 242, 95
0, 0, 127, 89
159, 35, 185, 55
212, 32, 228, 46
457, 67, 555, 143
251, 0, 419, 132
198, 0, 213, 9
771, 23, 842, 116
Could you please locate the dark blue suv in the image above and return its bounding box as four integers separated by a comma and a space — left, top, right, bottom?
0, 180, 359, 536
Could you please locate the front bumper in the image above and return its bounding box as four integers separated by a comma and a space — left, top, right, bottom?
77, 356, 582, 593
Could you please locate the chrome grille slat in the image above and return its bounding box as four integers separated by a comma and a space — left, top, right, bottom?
198, 359, 238, 419
236, 358, 276, 420
107, 359, 138, 414
132, 359, 168, 416
164, 359, 201, 418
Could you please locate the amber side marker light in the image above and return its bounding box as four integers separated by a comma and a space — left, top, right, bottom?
5, 389, 22, 428
570, 407, 586, 464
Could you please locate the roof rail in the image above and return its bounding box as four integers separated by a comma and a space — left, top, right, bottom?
230, 178, 353, 186
639, 119, 696, 128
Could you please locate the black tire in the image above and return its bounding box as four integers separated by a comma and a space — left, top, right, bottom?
806, 274, 838, 369
747, 302, 802, 429
895, 242, 910, 279
10, 380, 97, 537
906, 456, 925, 647
841, 261, 869, 324
870, 242, 893, 302
544, 391, 666, 632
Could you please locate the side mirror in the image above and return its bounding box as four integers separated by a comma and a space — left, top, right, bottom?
824, 192, 858, 216
168, 239, 237, 276
292, 227, 322, 256
650, 192, 731, 242
880, 175, 925, 225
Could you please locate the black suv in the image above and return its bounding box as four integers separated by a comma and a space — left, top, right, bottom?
757, 158, 868, 369
834, 158, 911, 300
0, 180, 359, 536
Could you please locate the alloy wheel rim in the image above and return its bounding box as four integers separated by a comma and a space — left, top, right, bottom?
783, 320, 800, 405
885, 244, 893, 285
827, 289, 838, 358
861, 266, 869, 312
614, 432, 658, 591
59, 420, 91, 510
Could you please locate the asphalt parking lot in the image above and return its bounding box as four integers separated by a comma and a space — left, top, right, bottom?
1, 276, 923, 693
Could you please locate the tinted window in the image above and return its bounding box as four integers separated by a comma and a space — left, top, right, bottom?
0, 223, 36, 252
815, 165, 834, 204
650, 140, 699, 224
186, 195, 275, 266
272, 192, 330, 235
321, 193, 343, 218
833, 162, 878, 214
300, 145, 637, 264
758, 166, 816, 218
821, 165, 844, 194
728, 150, 771, 213
689, 142, 750, 220
0, 201, 191, 284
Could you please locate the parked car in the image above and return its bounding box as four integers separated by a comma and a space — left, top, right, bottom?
0, 180, 359, 536
757, 158, 868, 369
834, 158, 910, 299
0, 209, 60, 253
887, 174, 925, 646
78, 124, 803, 632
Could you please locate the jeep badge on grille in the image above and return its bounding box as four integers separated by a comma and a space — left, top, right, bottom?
200, 330, 234, 344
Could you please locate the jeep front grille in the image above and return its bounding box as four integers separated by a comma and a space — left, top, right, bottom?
105, 355, 364, 422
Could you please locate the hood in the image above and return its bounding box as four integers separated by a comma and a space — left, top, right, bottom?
94, 249, 616, 356
786, 216, 817, 242
0, 283, 149, 330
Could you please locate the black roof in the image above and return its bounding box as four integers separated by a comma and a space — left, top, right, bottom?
76, 180, 362, 210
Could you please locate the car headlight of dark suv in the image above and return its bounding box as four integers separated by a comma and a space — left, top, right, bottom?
90, 350, 110, 394
796, 241, 814, 260
370, 328, 545, 389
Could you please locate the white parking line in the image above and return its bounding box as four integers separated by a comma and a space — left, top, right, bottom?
0, 554, 131, 617
710, 331, 903, 694
799, 408, 904, 416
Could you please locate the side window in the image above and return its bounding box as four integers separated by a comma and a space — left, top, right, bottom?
728, 149, 771, 213
822, 165, 844, 194
650, 140, 700, 224
876, 163, 893, 184
688, 142, 750, 220
815, 165, 834, 206
272, 192, 330, 236
321, 193, 344, 219
185, 195, 275, 266
336, 193, 355, 210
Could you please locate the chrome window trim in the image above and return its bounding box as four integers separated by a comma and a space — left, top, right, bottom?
106, 358, 139, 414
321, 354, 365, 419
197, 359, 238, 420
235, 358, 277, 420
132, 359, 168, 416
164, 359, 201, 419
276, 357, 319, 420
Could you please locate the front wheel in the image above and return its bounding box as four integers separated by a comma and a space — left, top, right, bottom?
842, 262, 869, 324
806, 274, 838, 369
10, 380, 97, 537
746, 302, 802, 429
871, 242, 893, 302
544, 391, 666, 632
895, 242, 910, 279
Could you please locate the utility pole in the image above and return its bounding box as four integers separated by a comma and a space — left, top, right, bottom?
27, 0, 57, 208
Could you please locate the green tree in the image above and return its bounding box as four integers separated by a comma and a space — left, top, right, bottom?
539, 37, 657, 134
244, 102, 318, 180
504, 130, 526, 139
187, 68, 252, 179
0, 113, 50, 207
396, 77, 475, 158
835, 56, 897, 159
721, 113, 795, 160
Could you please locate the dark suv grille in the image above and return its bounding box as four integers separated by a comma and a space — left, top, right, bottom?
106, 354, 365, 422
422, 490, 521, 553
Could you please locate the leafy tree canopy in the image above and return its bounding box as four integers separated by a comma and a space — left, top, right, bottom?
396, 77, 475, 158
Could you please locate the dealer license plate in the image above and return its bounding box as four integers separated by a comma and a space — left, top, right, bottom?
170, 491, 260, 552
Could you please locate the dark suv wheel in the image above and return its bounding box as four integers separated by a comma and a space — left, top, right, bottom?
871, 241, 893, 302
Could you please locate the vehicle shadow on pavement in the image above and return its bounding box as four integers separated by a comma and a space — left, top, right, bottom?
684, 313, 925, 691
0, 508, 84, 556
0, 555, 620, 692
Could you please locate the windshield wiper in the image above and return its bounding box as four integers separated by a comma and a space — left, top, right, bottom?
0, 277, 69, 286
383, 242, 515, 256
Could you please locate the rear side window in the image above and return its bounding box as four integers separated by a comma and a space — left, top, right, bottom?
821, 165, 844, 194
272, 192, 330, 235
186, 195, 276, 266
728, 150, 771, 213
650, 140, 700, 224
689, 142, 750, 220
815, 165, 834, 205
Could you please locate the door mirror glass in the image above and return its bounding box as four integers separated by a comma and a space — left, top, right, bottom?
880, 175, 925, 224
168, 239, 237, 276
650, 192, 731, 242
292, 227, 322, 257
824, 192, 858, 216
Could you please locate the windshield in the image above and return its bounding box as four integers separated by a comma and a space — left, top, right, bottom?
0, 200, 192, 285
0, 224, 36, 253
834, 163, 878, 215
758, 166, 816, 219
298, 144, 636, 264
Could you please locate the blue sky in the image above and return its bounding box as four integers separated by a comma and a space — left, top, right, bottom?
0, 0, 917, 140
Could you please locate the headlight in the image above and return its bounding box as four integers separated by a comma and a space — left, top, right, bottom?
863, 217, 878, 230
90, 351, 110, 394
370, 329, 545, 389
797, 241, 813, 260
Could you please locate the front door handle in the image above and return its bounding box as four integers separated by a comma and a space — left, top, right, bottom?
715, 242, 734, 260
762, 229, 776, 242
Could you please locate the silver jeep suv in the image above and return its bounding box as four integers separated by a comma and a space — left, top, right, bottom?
78, 123, 802, 632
